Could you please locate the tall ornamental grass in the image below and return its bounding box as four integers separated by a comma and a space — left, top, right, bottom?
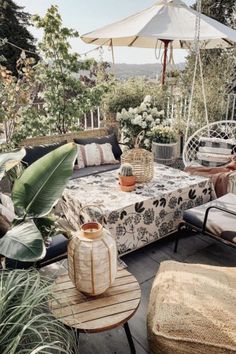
0, 270, 77, 354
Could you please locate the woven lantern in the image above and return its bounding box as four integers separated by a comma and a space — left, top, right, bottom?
121, 132, 154, 183
67, 206, 117, 296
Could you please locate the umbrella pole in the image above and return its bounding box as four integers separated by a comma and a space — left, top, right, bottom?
110, 39, 116, 75
161, 40, 171, 85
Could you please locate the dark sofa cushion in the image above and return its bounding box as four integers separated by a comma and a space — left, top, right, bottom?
22, 141, 67, 166
5, 234, 68, 269
74, 133, 122, 160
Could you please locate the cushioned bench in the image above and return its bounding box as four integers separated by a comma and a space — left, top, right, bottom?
147, 261, 236, 354
183, 193, 236, 245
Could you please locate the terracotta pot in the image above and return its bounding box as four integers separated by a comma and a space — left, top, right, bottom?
119, 175, 136, 187
120, 184, 135, 192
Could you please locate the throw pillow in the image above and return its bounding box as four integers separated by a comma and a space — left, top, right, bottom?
74, 133, 122, 160
198, 137, 235, 154
76, 143, 118, 168
22, 141, 67, 166
196, 152, 231, 167
197, 137, 235, 167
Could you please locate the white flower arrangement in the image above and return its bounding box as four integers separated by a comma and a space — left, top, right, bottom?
117, 96, 165, 149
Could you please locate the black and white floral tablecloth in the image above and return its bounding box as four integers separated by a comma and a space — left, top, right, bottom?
63, 164, 215, 255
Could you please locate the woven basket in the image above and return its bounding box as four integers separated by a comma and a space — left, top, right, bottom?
67, 205, 117, 296
121, 133, 154, 183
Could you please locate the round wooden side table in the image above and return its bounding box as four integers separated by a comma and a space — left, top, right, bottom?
50, 268, 141, 353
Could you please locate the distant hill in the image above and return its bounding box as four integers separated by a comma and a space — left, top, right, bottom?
108, 62, 185, 79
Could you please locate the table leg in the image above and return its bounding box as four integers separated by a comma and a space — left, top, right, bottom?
123, 322, 136, 354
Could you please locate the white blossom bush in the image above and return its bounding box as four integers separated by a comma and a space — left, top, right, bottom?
117, 95, 165, 149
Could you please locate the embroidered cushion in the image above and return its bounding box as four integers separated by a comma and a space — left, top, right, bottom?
197, 137, 235, 167
76, 143, 118, 168
74, 133, 122, 160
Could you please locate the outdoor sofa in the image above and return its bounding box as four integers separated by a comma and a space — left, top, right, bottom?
6, 127, 122, 269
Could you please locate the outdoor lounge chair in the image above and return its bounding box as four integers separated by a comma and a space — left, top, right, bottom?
174, 193, 236, 252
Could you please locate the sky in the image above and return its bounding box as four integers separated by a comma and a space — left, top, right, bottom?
17, 0, 195, 64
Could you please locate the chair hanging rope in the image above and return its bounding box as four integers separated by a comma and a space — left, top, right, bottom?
185, 0, 210, 142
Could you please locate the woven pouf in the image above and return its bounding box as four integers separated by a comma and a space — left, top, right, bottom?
147, 261, 236, 354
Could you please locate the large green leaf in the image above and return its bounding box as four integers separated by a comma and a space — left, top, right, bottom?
0, 148, 26, 181
12, 143, 77, 218
0, 221, 46, 262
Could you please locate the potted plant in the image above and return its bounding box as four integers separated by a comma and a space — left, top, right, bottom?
0, 143, 77, 264
116, 95, 164, 150
119, 163, 136, 192
150, 125, 178, 162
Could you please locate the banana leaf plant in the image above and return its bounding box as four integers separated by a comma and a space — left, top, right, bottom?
0, 143, 77, 262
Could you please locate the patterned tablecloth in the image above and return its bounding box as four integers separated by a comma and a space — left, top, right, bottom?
63, 164, 214, 255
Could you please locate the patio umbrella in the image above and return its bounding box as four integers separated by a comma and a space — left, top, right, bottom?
81, 0, 236, 84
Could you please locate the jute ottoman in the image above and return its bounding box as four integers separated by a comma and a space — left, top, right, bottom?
147, 261, 236, 354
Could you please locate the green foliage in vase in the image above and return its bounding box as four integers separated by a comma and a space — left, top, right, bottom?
117, 95, 165, 149
0, 143, 77, 262
0, 270, 77, 354
150, 125, 178, 144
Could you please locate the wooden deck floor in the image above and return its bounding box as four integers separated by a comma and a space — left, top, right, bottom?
41, 232, 236, 354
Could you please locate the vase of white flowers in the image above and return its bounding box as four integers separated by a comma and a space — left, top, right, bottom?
117, 95, 164, 150
151, 125, 178, 162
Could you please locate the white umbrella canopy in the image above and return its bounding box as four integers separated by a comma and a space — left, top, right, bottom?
81, 0, 236, 49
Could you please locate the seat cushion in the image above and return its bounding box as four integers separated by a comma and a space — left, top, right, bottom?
147, 261, 236, 354
71, 163, 120, 179
183, 193, 236, 244
74, 133, 122, 160
5, 234, 68, 269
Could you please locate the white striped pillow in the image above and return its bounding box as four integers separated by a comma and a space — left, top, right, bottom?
76, 143, 118, 168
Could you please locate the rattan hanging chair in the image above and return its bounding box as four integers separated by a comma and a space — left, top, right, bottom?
183, 120, 236, 167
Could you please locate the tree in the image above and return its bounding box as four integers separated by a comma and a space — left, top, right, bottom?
0, 5, 110, 146
0, 54, 37, 146
26, 5, 106, 135
194, 0, 236, 27
0, 0, 38, 75
181, 0, 236, 128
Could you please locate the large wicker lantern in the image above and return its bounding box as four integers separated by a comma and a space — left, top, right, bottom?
121, 133, 154, 183
68, 206, 117, 296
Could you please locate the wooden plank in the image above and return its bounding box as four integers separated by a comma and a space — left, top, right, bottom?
53, 270, 133, 291
108, 275, 136, 287
53, 276, 136, 293
53, 282, 140, 301
51, 289, 141, 312
53, 281, 75, 292
73, 310, 135, 332
53, 298, 140, 325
